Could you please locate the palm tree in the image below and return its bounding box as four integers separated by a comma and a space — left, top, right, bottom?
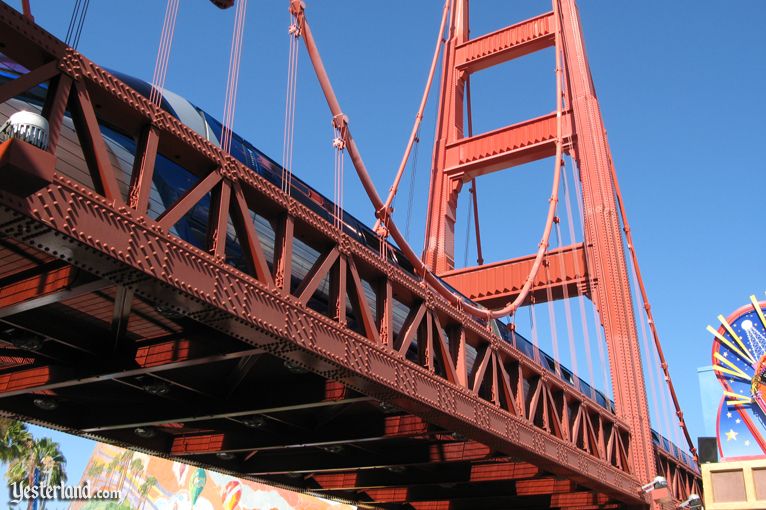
0, 419, 32, 464
129, 458, 144, 481
6, 437, 66, 510
121, 458, 144, 506
115, 450, 134, 493
35, 438, 66, 485
105, 456, 120, 490
137, 476, 158, 510
87, 461, 105, 487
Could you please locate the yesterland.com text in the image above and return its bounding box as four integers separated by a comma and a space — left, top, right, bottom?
9, 481, 121, 504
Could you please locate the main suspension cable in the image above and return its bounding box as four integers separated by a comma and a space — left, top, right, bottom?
291, 0, 564, 321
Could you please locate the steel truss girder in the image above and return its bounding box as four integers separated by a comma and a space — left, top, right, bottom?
0, 149, 642, 502
655, 448, 702, 504
0, 2, 697, 505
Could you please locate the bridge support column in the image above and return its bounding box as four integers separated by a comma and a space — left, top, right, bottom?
558, 0, 656, 482
423, 0, 468, 273
424, 0, 657, 483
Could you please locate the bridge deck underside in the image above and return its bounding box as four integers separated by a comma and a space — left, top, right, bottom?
0, 239, 621, 510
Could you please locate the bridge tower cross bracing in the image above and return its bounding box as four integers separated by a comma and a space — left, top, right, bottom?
423, 0, 657, 482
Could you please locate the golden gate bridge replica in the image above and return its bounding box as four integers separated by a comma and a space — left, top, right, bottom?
0, 0, 705, 508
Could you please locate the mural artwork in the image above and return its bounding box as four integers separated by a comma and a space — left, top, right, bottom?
70, 443, 355, 510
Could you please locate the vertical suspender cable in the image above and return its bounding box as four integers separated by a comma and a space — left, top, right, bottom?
594, 312, 610, 399
221, 0, 248, 154
470, 180, 484, 265
332, 121, 346, 230
530, 298, 540, 362
463, 189, 472, 267
404, 129, 421, 241
631, 260, 666, 437
543, 0, 566, 379
554, 218, 580, 384
21, 0, 32, 21
65, 0, 83, 45
462, 76, 476, 268
550, 22, 580, 385
544, 261, 562, 374
71, 0, 90, 49
282, 15, 301, 195
561, 166, 596, 392
606, 148, 698, 457
464, 77, 484, 266
571, 162, 610, 396
150, 0, 180, 107
65, 0, 91, 50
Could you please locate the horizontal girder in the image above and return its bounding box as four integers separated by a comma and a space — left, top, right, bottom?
444, 111, 573, 180
439, 243, 590, 308
455, 12, 556, 73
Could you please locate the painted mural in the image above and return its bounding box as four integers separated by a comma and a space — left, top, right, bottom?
709, 295, 766, 458
69, 443, 355, 510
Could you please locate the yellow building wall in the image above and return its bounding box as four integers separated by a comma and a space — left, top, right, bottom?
702, 458, 766, 510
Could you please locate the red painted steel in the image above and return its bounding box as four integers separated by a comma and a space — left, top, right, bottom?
0, 6, 647, 502
444, 111, 572, 180
0, 137, 55, 195
455, 12, 556, 73
558, 0, 658, 483
209, 0, 234, 9
440, 243, 588, 308
0, 1, 702, 507
422, 0, 665, 488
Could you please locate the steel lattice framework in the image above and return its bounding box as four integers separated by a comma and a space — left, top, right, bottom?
0, 1, 699, 508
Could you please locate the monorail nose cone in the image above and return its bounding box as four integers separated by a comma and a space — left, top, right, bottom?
0, 111, 49, 150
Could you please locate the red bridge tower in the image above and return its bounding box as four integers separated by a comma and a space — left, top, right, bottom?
424, 0, 656, 482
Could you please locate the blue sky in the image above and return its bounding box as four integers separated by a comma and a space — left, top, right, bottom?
3, 0, 765, 481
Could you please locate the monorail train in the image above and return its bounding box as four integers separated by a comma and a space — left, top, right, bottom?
0, 55, 694, 468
